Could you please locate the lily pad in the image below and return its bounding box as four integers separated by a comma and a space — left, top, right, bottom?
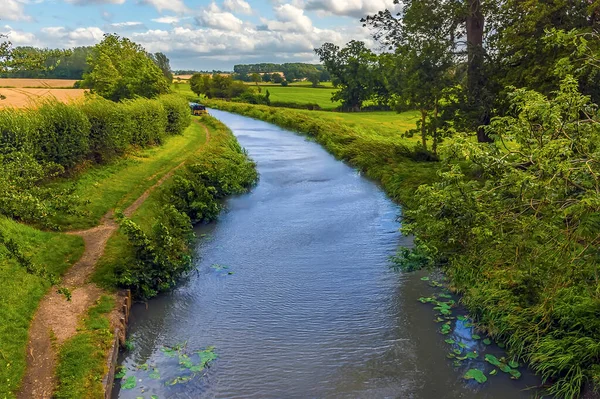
464, 369, 487, 384
465, 351, 478, 360
458, 342, 468, 349
122, 376, 137, 390
509, 360, 519, 368
440, 324, 452, 335
489, 369, 498, 376
457, 315, 468, 321
509, 369, 522, 379
149, 369, 161, 380
484, 354, 502, 367
445, 339, 456, 344
420, 277, 430, 281
438, 293, 452, 299
472, 334, 481, 340
115, 368, 126, 379
453, 348, 462, 355
483, 338, 492, 345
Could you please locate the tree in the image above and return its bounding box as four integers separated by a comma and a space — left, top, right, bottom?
262, 73, 272, 82
272, 73, 284, 84
315, 40, 378, 111
149, 52, 173, 83
389, 42, 454, 153
83, 34, 169, 101
189, 73, 250, 99
363, 0, 492, 141
308, 72, 320, 88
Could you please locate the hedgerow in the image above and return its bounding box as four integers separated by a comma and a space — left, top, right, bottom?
0, 94, 191, 226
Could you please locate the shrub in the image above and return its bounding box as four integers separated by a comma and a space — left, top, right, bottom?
33, 100, 91, 169
81, 97, 132, 162
124, 98, 167, 146
0, 109, 34, 155
159, 94, 191, 135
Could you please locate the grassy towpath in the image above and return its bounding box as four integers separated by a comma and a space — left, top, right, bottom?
2, 120, 209, 399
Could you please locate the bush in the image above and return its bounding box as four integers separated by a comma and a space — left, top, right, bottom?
124, 98, 167, 146
281, 80, 289, 87
33, 101, 91, 169
81, 97, 132, 162
0, 109, 34, 155
159, 94, 191, 136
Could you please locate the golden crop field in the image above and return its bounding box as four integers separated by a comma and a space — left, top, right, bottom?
0, 78, 78, 88
0, 88, 86, 108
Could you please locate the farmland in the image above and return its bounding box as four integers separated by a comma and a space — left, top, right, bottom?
0, 88, 86, 108
0, 78, 78, 88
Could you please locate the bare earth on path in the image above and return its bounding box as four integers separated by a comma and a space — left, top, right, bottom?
17, 120, 210, 399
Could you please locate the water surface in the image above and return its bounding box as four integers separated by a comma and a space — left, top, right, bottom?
114, 110, 538, 399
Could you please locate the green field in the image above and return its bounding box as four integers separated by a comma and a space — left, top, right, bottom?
259, 85, 340, 109
173, 81, 341, 110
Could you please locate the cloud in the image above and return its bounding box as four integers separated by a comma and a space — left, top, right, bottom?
110, 21, 145, 28
139, 0, 188, 13
152, 16, 180, 24
261, 4, 313, 34
1, 25, 38, 45
222, 0, 252, 15
195, 3, 244, 32
2, 0, 32, 21
39, 26, 105, 47
303, 0, 401, 19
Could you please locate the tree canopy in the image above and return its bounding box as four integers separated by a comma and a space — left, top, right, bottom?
83, 34, 170, 101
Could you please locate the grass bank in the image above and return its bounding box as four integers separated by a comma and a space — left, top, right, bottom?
52, 115, 256, 398
205, 99, 437, 207
0, 218, 84, 398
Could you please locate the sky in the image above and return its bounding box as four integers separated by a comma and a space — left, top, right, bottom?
1, 0, 401, 70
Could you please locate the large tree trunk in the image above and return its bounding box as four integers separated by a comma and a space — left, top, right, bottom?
466, 0, 492, 142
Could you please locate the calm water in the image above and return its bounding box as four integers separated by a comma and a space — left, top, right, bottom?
113, 110, 539, 399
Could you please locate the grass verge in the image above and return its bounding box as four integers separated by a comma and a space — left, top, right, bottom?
54, 295, 115, 399
0, 217, 84, 399
48, 119, 207, 230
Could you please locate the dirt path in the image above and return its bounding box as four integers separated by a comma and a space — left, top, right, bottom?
17, 120, 210, 399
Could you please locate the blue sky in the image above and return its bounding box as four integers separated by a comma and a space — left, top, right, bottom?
1, 0, 401, 70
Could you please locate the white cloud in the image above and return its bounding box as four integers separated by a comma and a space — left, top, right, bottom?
1, 25, 38, 45
223, 0, 252, 15
110, 21, 144, 28
40, 26, 105, 47
303, 0, 401, 18
140, 0, 188, 13
2, 0, 32, 21
152, 16, 180, 24
196, 3, 244, 32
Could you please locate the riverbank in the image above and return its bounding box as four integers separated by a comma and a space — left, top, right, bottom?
1, 109, 256, 398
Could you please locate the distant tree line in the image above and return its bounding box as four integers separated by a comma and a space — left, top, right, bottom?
233, 63, 331, 83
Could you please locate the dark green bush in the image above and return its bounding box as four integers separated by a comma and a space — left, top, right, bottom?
0, 109, 34, 155
159, 94, 192, 136
124, 98, 167, 146
33, 100, 91, 169
81, 97, 132, 162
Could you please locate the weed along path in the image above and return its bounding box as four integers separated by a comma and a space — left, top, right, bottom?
113, 110, 540, 399
17, 120, 210, 399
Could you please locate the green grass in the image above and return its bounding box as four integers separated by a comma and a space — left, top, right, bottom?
260, 85, 341, 109
0, 217, 84, 399
54, 295, 115, 399
49, 120, 208, 230
172, 81, 342, 110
